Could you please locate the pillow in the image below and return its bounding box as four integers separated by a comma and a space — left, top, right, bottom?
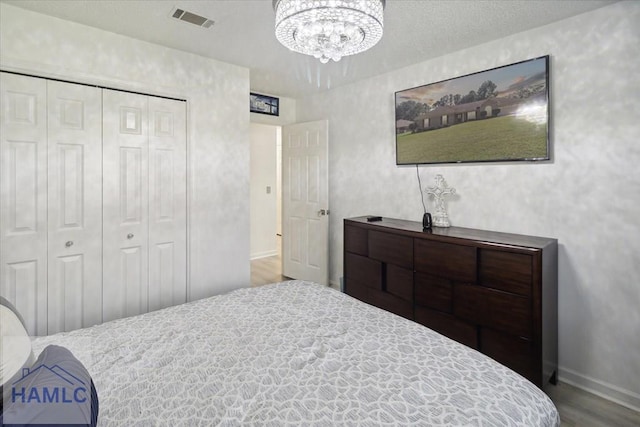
0, 297, 28, 329
1, 345, 98, 427
1, 298, 35, 389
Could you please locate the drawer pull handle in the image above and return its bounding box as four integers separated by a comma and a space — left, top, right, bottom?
65, 241, 73, 248
127, 233, 134, 239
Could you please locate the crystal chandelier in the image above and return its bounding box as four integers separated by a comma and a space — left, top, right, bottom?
273, 0, 385, 64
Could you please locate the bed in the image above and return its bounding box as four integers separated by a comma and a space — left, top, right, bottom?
11, 281, 560, 426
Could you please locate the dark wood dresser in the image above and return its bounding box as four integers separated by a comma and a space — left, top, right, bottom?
343, 216, 558, 388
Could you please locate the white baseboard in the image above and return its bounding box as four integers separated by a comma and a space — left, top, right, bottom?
250, 250, 278, 260
559, 366, 640, 412
328, 279, 340, 290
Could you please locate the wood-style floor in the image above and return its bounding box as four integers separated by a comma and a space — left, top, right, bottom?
250, 256, 640, 426
250, 253, 288, 287
545, 382, 640, 426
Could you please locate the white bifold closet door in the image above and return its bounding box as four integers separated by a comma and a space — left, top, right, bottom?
147, 96, 187, 312
46, 81, 103, 334
102, 90, 186, 322
0, 74, 103, 335
1, 73, 186, 335
0, 73, 48, 336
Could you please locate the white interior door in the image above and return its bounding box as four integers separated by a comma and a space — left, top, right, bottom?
282, 120, 329, 285
0, 73, 48, 336
102, 89, 149, 322
47, 80, 103, 333
148, 97, 186, 311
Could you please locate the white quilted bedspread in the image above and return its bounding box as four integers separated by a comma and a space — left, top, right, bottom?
32, 281, 560, 426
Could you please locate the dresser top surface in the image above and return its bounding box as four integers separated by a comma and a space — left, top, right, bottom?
345, 216, 557, 250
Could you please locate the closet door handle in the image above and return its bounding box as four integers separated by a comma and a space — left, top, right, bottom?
127, 233, 134, 239
65, 241, 74, 247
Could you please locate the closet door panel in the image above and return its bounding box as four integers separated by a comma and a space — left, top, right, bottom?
47, 81, 102, 333
0, 73, 48, 336
148, 98, 186, 311
121, 245, 145, 316
102, 90, 149, 322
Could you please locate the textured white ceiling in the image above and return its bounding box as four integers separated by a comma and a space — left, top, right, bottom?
1, 0, 617, 98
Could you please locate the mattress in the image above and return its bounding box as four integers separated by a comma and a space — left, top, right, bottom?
31, 281, 560, 426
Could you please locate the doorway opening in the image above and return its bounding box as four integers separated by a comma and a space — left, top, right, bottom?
249, 123, 285, 286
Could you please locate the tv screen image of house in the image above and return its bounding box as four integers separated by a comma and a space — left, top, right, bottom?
395, 55, 550, 165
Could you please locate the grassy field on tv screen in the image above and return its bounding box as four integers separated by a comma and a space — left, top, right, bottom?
396, 116, 548, 164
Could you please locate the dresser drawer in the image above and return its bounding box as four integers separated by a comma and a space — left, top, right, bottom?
386, 264, 413, 302
369, 289, 413, 320
414, 239, 476, 283
345, 252, 382, 290
454, 284, 532, 338
345, 225, 368, 256
479, 249, 532, 296
481, 328, 536, 383
345, 278, 369, 303
415, 307, 478, 349
415, 272, 453, 313
369, 230, 413, 269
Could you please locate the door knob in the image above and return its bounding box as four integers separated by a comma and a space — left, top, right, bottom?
317, 209, 330, 217
127, 233, 134, 239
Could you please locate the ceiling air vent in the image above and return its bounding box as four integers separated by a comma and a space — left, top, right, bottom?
170, 7, 214, 28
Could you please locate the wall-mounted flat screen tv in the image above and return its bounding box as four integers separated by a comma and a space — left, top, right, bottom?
395, 55, 550, 165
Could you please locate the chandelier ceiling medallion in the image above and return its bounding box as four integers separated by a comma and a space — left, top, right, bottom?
273, 0, 385, 64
